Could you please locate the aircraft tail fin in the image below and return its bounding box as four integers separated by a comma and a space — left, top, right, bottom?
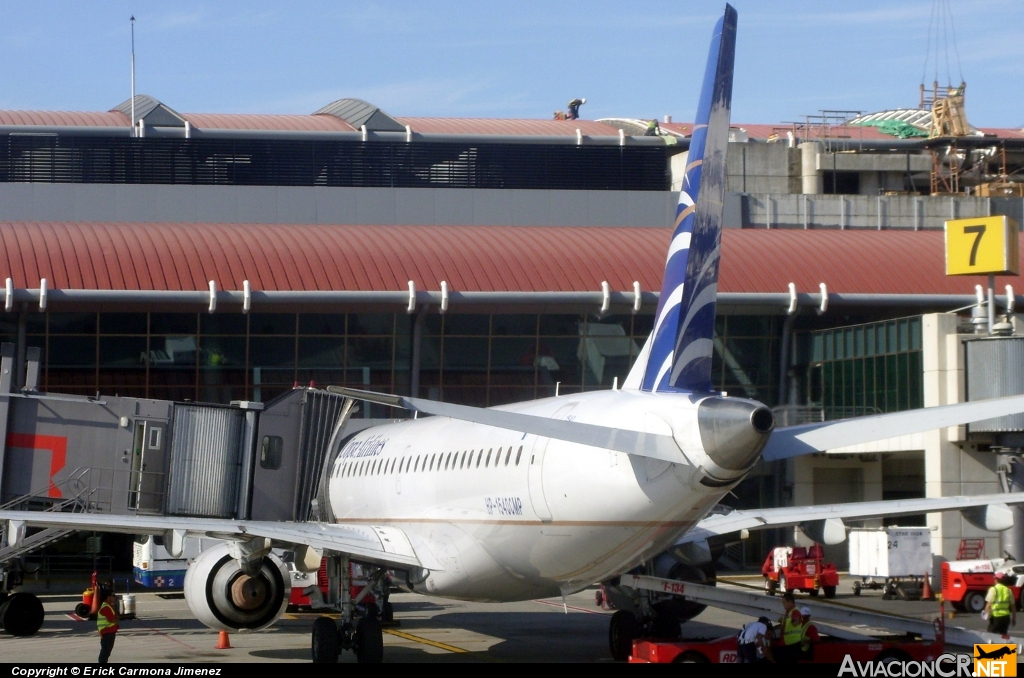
638, 4, 736, 394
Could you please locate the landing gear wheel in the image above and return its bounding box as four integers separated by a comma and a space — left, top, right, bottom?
311, 617, 340, 663
609, 610, 641, 662
1, 593, 44, 636
778, 574, 788, 595
74, 603, 90, 618
823, 586, 837, 599
355, 614, 384, 663
381, 600, 394, 623
963, 591, 986, 614
652, 602, 680, 640
765, 578, 777, 596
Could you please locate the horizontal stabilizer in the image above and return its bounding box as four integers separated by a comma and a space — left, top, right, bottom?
682, 491, 1024, 544
762, 394, 1024, 461
328, 387, 684, 463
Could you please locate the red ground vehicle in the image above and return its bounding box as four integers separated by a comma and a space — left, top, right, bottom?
762, 545, 839, 598
630, 617, 946, 663
288, 559, 381, 613
940, 560, 1024, 613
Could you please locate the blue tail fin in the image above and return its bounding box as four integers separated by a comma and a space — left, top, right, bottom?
639, 5, 736, 393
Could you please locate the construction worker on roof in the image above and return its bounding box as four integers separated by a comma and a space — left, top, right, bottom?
97, 586, 120, 664
644, 119, 660, 136
984, 573, 1017, 636
567, 98, 585, 120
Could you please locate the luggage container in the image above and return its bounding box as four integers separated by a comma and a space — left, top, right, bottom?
849, 527, 932, 599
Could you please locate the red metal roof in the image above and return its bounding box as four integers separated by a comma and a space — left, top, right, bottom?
183, 113, 356, 132
397, 117, 622, 136
0, 110, 130, 127
0, 222, 1019, 297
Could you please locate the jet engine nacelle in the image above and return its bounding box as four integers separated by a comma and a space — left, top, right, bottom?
184, 543, 290, 632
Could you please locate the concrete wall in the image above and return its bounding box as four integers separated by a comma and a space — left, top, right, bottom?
726, 142, 800, 195
0, 183, 681, 228
741, 193, 1024, 230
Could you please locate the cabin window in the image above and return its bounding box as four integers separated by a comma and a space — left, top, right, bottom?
504, 448, 512, 466
460, 451, 467, 469
259, 435, 283, 470
359, 461, 366, 476
495, 447, 503, 468
444, 452, 451, 470
429, 454, 436, 471
469, 450, 476, 467
485, 449, 492, 466
515, 446, 523, 466
414, 456, 420, 472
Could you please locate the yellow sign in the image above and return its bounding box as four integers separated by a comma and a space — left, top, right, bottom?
975, 644, 1018, 677
945, 216, 1020, 276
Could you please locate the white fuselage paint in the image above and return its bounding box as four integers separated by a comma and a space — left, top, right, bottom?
326, 389, 746, 603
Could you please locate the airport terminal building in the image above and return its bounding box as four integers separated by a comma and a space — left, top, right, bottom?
3, 95, 1024, 565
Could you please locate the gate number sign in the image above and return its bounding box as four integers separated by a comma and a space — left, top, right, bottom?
945, 216, 1020, 276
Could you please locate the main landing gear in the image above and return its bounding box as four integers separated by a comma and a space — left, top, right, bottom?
309, 556, 388, 663
0, 565, 45, 637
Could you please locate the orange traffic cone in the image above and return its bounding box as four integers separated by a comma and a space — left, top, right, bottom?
216, 631, 232, 650
922, 572, 935, 601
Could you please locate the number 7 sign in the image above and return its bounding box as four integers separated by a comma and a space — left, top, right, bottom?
945, 216, 1019, 276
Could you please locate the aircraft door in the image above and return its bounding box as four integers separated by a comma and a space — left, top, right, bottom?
528, 403, 576, 522
127, 420, 167, 513
527, 436, 552, 522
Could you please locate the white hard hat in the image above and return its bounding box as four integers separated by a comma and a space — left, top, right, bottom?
799, 606, 811, 617
581, 98, 587, 104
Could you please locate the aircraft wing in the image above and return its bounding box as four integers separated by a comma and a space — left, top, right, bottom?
762, 395, 1024, 461
329, 386, 685, 463
0, 511, 442, 571
679, 492, 1024, 546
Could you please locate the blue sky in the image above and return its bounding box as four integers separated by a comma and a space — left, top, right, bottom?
0, 1, 1021, 126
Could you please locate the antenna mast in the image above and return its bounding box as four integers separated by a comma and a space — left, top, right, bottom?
130, 16, 136, 138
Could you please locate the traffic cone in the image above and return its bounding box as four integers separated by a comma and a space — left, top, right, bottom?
922, 572, 935, 601
216, 631, 232, 650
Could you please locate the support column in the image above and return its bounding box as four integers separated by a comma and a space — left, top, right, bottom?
409, 306, 426, 398
15, 305, 27, 390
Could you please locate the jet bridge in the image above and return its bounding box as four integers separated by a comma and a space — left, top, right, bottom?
0, 341, 379, 585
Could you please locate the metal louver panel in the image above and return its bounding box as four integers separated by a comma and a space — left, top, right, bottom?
167, 405, 245, 517
295, 390, 351, 521
967, 337, 1024, 433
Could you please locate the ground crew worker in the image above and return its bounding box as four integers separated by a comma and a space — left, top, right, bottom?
644, 119, 660, 136
778, 592, 803, 664
799, 606, 820, 661
984, 573, 1017, 635
97, 587, 120, 664
737, 616, 775, 663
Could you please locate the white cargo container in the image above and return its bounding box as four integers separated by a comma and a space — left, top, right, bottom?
849, 527, 932, 580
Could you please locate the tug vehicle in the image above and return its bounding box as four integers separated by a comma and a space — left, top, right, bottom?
762, 545, 840, 598
941, 559, 1024, 613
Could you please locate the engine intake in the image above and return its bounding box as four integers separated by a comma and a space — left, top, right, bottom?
184, 543, 290, 632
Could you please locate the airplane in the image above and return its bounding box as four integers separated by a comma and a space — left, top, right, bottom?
975, 646, 1016, 660
5, 4, 1024, 663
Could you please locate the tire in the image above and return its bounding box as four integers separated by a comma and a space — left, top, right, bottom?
652, 602, 680, 640
355, 614, 384, 664
765, 578, 777, 596
1, 593, 44, 636
778, 574, 788, 594
952, 601, 966, 612
823, 586, 837, 599
853, 582, 861, 596
809, 588, 820, 597
673, 650, 711, 663
311, 617, 340, 664
381, 600, 394, 623
595, 590, 604, 607
875, 649, 913, 664
608, 610, 641, 662
74, 603, 90, 618
963, 591, 986, 614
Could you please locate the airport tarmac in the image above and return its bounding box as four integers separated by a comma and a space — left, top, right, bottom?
0, 578, 996, 663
